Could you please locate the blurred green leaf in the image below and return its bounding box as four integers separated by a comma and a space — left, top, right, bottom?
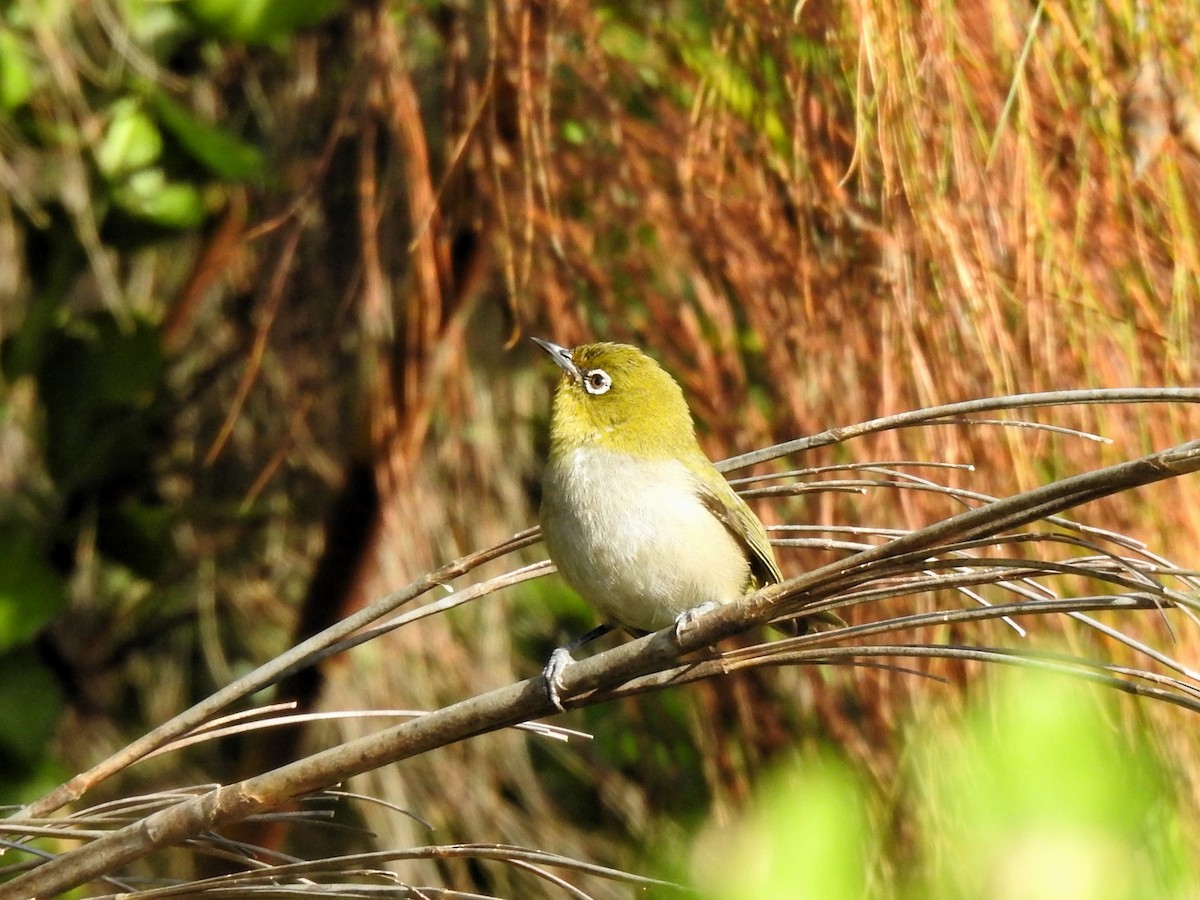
697, 669, 1197, 899
90, 314, 166, 407
696, 751, 870, 900
183, 0, 345, 44
148, 90, 265, 182
36, 314, 165, 490
561, 120, 587, 145
912, 670, 1192, 899
677, 44, 788, 156
38, 313, 163, 408
0, 526, 67, 652
116, 0, 197, 59
96, 99, 163, 179
0, 649, 65, 773
98, 498, 175, 578
110, 168, 208, 229
597, 17, 662, 77
0, 27, 36, 110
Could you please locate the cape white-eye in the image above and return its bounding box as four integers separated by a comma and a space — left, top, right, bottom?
534, 338, 831, 709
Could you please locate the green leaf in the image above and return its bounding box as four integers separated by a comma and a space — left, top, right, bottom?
0, 27, 36, 110
697, 751, 870, 900
0, 649, 65, 770
0, 526, 67, 653
90, 314, 166, 406
912, 670, 1194, 898
184, 0, 345, 44
96, 99, 163, 179
36, 314, 165, 490
98, 499, 175, 578
111, 168, 208, 229
561, 120, 587, 145
148, 90, 265, 182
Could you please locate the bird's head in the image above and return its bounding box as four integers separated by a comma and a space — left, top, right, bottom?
533, 338, 696, 458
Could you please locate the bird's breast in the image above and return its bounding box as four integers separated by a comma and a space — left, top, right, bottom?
540, 448, 751, 631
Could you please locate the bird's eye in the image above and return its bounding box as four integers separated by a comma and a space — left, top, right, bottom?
583, 368, 612, 395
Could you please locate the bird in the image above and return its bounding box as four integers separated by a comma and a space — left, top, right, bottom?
534, 337, 837, 709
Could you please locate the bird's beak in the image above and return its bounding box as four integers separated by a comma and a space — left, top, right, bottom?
532, 337, 582, 382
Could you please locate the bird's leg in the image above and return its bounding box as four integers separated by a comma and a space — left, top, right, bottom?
543, 623, 614, 711
673, 600, 721, 641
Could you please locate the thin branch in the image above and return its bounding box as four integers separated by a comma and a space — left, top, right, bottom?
718, 388, 1200, 471
4, 438, 1199, 899
80, 845, 684, 899
14, 528, 541, 820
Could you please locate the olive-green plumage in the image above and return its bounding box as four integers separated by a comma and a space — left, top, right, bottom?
535, 338, 784, 634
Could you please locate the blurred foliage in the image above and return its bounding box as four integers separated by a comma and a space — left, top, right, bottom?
697, 669, 1195, 900
0, 0, 1199, 895
0, 0, 326, 806
184, 0, 346, 44
695, 749, 870, 900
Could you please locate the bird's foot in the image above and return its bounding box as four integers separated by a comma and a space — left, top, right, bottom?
674, 600, 721, 642
543, 647, 575, 712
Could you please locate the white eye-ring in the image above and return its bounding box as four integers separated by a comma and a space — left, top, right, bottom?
583, 368, 612, 395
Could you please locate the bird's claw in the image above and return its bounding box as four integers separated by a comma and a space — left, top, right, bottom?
543, 647, 575, 712
674, 600, 720, 642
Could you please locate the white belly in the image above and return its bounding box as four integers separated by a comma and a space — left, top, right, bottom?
540, 449, 751, 632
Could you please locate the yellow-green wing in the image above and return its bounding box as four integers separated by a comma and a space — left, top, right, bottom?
692, 463, 846, 632
691, 471, 782, 588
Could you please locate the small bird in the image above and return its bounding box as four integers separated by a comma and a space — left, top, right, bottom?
534, 338, 833, 709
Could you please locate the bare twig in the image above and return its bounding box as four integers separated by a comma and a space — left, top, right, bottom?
4, 437, 1199, 899
719, 389, 1200, 471
14, 528, 541, 821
